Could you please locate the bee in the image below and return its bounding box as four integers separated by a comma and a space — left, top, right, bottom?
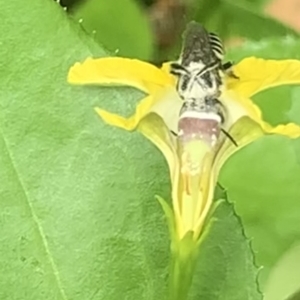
170, 21, 237, 148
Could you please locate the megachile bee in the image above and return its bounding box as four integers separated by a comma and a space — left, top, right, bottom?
170, 21, 237, 148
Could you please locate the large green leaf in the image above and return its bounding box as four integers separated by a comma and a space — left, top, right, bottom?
0, 0, 261, 298
0, 1, 169, 299
220, 37, 300, 289
72, 0, 154, 61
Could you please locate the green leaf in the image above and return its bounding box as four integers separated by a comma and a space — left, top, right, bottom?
189, 197, 262, 300
286, 290, 300, 300
0, 0, 261, 298
72, 0, 154, 60
222, 37, 300, 291
221, 136, 300, 287
0, 0, 169, 299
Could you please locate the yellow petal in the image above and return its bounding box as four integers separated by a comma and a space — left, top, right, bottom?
95, 95, 156, 131
161, 62, 178, 86
95, 107, 132, 130
68, 57, 174, 94
215, 118, 300, 176
137, 113, 186, 238
228, 57, 300, 98
96, 88, 182, 132
137, 113, 178, 188
215, 116, 265, 175
221, 91, 300, 139
221, 90, 263, 129
263, 122, 300, 138
161, 62, 171, 73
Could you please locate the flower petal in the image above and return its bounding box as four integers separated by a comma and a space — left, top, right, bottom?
137, 112, 178, 187
215, 116, 265, 175
221, 91, 300, 139
95, 95, 156, 131
68, 57, 175, 94
263, 122, 300, 138
228, 57, 300, 98
161, 62, 173, 74
96, 88, 182, 133
176, 139, 217, 240
215, 118, 300, 177
95, 107, 133, 130
221, 90, 263, 129
137, 113, 220, 241
137, 113, 186, 238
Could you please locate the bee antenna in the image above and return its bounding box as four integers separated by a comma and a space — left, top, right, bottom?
221, 128, 238, 147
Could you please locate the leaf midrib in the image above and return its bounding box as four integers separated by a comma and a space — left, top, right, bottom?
0, 126, 68, 300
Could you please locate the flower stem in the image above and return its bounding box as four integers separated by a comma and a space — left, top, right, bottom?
169, 232, 199, 300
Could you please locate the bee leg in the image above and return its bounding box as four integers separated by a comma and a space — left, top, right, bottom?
169, 62, 189, 76
222, 61, 239, 79
221, 128, 238, 147
222, 61, 233, 70
171, 130, 178, 136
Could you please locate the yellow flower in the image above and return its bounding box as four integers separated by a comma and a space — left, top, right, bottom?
67, 56, 300, 242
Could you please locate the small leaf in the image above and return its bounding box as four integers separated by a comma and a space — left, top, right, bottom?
156, 195, 176, 242
193, 0, 298, 40
72, 0, 154, 60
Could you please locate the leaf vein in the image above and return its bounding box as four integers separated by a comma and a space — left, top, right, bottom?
0, 128, 69, 300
